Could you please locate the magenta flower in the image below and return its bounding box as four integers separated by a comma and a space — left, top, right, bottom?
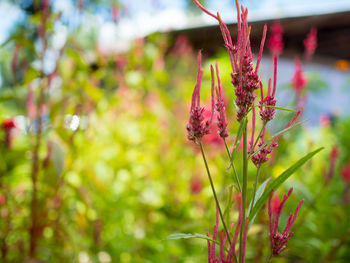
267, 20, 284, 56
251, 111, 300, 167
304, 28, 317, 61
268, 188, 303, 257
292, 59, 308, 95
193, 0, 267, 122
259, 56, 278, 124
211, 62, 229, 138
325, 145, 339, 184
207, 194, 248, 263
186, 51, 214, 143
2, 118, 17, 149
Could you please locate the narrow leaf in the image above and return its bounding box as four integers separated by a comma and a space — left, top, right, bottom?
257, 104, 296, 112
248, 147, 324, 221
249, 119, 307, 159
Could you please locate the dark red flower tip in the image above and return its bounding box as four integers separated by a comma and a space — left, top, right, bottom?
2, 118, 16, 130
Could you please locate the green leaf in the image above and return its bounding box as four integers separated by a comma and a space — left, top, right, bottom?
248, 147, 324, 222
258, 104, 296, 112
249, 119, 307, 159
248, 177, 271, 227
248, 177, 271, 215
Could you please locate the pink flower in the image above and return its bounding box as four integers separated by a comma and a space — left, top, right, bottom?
207, 194, 248, 263
304, 28, 317, 61
268, 188, 303, 256
192, 0, 267, 122
2, 118, 17, 149
341, 162, 350, 184
212, 62, 229, 138
186, 51, 214, 143
267, 21, 284, 56
292, 59, 308, 94
259, 56, 278, 124
251, 111, 300, 167
325, 145, 339, 184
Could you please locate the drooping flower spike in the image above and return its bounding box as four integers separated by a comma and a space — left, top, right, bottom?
268, 188, 303, 257
186, 51, 214, 143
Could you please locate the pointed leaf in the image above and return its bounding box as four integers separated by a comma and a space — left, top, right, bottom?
248, 147, 324, 222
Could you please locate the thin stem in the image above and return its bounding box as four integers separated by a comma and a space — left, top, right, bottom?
249, 167, 260, 215
249, 123, 266, 156
199, 141, 232, 244
224, 139, 241, 192
240, 121, 248, 263
266, 253, 273, 263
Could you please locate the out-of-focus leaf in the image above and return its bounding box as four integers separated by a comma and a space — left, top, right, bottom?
248, 147, 324, 221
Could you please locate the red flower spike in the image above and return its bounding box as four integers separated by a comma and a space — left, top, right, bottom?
186, 51, 213, 143
267, 20, 284, 56
259, 56, 278, 124
212, 63, 229, 139
292, 59, 308, 95
304, 28, 317, 61
341, 162, 350, 184
252, 111, 300, 167
325, 145, 339, 184
2, 118, 17, 149
192, 0, 266, 122
268, 188, 303, 257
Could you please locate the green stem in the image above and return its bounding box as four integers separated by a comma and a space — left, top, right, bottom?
249, 167, 260, 215
250, 123, 266, 155
240, 121, 248, 263
266, 253, 273, 263
224, 139, 241, 192
199, 141, 232, 245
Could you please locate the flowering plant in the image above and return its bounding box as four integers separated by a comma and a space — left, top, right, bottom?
170, 0, 323, 262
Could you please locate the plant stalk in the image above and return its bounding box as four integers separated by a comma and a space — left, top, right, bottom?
249, 167, 260, 215
199, 141, 231, 244
240, 121, 248, 263
224, 139, 241, 192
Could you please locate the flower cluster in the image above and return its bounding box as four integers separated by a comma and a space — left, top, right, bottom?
304, 28, 317, 61
2, 118, 17, 149
268, 188, 303, 256
267, 20, 284, 57
259, 56, 278, 124
325, 145, 339, 185
186, 51, 214, 143
251, 111, 300, 167
212, 62, 229, 138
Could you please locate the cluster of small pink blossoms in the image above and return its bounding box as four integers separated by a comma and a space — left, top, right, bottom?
304, 28, 317, 61
186, 51, 213, 143
267, 20, 284, 57
212, 62, 229, 138
268, 188, 303, 256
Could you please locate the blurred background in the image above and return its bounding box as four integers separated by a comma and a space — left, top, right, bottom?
0, 0, 350, 262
